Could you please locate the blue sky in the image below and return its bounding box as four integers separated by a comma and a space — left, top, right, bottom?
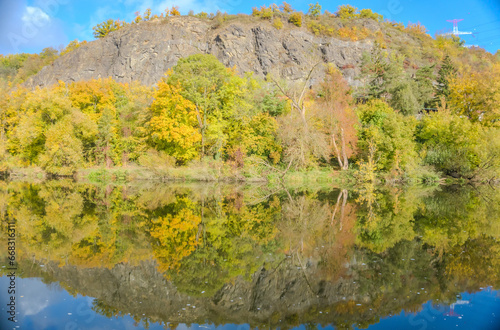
1, 0, 499, 55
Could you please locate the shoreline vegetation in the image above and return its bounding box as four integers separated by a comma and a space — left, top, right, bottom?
4, 164, 493, 187
1, 4, 499, 185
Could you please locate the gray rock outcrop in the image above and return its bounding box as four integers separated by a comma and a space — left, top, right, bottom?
26, 16, 373, 88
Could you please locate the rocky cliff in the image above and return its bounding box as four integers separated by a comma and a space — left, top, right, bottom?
26, 16, 375, 88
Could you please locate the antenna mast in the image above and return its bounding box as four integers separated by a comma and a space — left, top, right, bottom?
444, 19, 473, 36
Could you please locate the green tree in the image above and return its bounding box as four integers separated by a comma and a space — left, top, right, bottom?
417, 110, 500, 179
434, 55, 456, 104
360, 44, 390, 99
166, 54, 243, 158
414, 65, 436, 108
390, 80, 420, 116
307, 3, 322, 17
356, 100, 418, 175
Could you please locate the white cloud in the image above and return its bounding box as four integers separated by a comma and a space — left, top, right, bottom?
0, 2, 67, 54
22, 6, 51, 27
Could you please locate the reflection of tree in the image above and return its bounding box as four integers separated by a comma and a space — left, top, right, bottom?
441, 236, 500, 289
278, 190, 357, 282
2, 181, 152, 268
354, 185, 431, 253
415, 185, 500, 256
167, 194, 280, 296
149, 196, 201, 271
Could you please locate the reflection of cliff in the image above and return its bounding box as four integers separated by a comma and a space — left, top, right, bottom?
11, 235, 499, 330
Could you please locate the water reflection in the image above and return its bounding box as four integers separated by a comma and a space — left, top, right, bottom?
0, 181, 500, 329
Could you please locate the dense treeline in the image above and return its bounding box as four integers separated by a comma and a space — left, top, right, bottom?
0, 52, 499, 181
1, 3, 499, 182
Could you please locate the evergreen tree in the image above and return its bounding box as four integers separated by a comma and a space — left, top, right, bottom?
414, 64, 435, 108
360, 44, 390, 100
390, 80, 420, 116
434, 55, 456, 105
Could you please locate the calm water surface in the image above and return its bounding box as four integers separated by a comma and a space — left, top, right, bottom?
1, 181, 499, 330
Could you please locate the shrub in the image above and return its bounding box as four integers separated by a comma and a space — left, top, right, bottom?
336, 5, 358, 19
170, 6, 180, 16
60, 40, 87, 56
195, 12, 208, 19
92, 19, 124, 39
406, 22, 428, 35
338, 26, 370, 41
308, 3, 322, 17
288, 12, 302, 27
253, 6, 273, 20
273, 18, 284, 30
359, 9, 383, 22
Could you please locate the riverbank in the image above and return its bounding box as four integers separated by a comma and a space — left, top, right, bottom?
4, 164, 495, 187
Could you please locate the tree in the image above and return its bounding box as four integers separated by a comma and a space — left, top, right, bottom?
96, 107, 116, 167
143, 8, 152, 21
39, 118, 83, 176
14, 112, 45, 165
414, 65, 436, 108
307, 3, 322, 17
280, 2, 294, 13
147, 83, 201, 163
272, 63, 323, 169
314, 66, 358, 170
448, 63, 500, 126
359, 9, 383, 22
359, 43, 390, 99
272, 63, 320, 127
92, 19, 124, 39
434, 55, 456, 104
390, 80, 420, 116
170, 6, 180, 16
60, 39, 87, 56
166, 54, 242, 158
357, 100, 418, 175
417, 109, 500, 179
336, 5, 358, 19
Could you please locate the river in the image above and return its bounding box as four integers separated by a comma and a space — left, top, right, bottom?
1, 181, 499, 329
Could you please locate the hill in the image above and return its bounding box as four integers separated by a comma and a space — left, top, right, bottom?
19, 8, 497, 89
25, 15, 373, 88
0, 5, 499, 182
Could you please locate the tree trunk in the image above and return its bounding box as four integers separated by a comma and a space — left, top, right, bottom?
332, 133, 344, 169
341, 128, 349, 170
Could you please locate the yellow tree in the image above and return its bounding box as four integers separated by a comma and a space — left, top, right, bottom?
92, 19, 125, 39
39, 118, 83, 176
448, 63, 500, 126
147, 82, 202, 163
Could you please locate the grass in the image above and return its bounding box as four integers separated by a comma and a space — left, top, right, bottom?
3, 163, 490, 189
6, 166, 46, 181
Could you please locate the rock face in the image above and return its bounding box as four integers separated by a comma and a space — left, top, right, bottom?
26, 16, 374, 88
